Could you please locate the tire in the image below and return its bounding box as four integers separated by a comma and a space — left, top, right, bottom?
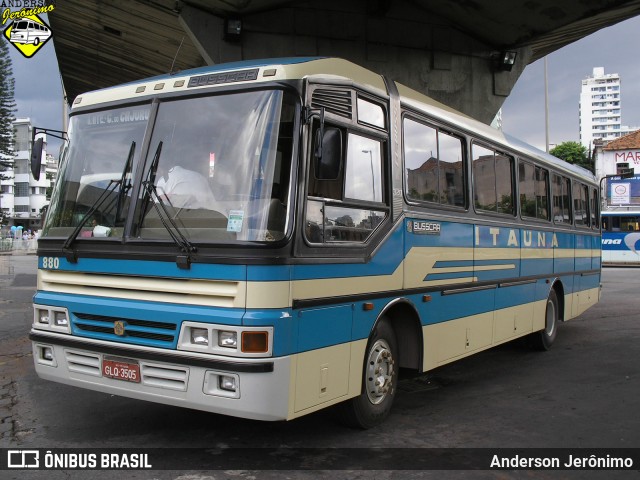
337, 319, 398, 429
33, 38, 40, 46
530, 289, 559, 351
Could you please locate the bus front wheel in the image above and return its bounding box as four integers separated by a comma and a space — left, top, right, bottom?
530, 289, 559, 351
338, 318, 398, 429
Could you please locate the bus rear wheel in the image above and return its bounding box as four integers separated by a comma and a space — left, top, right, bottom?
337, 318, 398, 429
530, 289, 559, 351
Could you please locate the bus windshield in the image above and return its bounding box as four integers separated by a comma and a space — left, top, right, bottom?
43, 89, 295, 244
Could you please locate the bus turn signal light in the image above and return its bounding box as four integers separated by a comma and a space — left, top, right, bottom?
242, 331, 268, 353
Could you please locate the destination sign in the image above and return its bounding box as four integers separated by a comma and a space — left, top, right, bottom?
187, 68, 259, 88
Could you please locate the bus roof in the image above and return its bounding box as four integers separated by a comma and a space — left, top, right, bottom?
71, 57, 595, 183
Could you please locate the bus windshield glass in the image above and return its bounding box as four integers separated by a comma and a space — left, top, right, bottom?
43, 89, 295, 244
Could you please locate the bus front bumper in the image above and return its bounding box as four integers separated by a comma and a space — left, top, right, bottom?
29, 330, 292, 421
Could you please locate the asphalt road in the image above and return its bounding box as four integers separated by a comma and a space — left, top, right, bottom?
0, 254, 638, 479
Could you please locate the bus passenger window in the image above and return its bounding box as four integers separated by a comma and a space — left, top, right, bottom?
403, 118, 465, 207
472, 143, 514, 215
519, 161, 549, 220
573, 182, 589, 226
552, 174, 572, 224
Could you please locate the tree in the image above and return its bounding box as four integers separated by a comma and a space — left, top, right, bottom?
0, 39, 16, 178
549, 141, 592, 172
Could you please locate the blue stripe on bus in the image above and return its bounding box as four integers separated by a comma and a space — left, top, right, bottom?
34, 291, 245, 349
34, 271, 599, 356
291, 223, 405, 280
521, 258, 554, 277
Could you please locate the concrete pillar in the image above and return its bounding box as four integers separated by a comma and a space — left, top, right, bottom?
178, 0, 532, 124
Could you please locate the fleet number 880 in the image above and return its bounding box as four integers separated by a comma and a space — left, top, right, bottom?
41, 257, 60, 269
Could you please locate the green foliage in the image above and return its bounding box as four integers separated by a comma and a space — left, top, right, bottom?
549, 141, 592, 172
0, 40, 16, 177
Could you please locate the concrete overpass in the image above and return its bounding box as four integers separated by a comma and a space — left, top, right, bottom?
49, 0, 640, 123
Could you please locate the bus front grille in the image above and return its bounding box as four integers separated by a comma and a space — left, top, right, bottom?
72, 312, 178, 347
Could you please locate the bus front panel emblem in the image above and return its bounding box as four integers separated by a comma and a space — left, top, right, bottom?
114, 321, 126, 336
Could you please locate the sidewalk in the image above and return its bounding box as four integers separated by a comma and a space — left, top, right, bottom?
0, 238, 38, 255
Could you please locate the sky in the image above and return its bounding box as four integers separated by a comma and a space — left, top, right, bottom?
6, 13, 640, 156
502, 14, 640, 151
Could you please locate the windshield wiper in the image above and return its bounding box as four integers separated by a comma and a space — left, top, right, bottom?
136, 141, 196, 269
114, 140, 135, 224
62, 179, 119, 262
136, 141, 162, 228
140, 179, 197, 269
62, 141, 137, 263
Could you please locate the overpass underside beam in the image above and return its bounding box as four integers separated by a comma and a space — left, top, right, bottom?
178, 1, 531, 124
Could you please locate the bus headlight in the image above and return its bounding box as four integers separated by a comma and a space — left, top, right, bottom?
218, 331, 237, 348
33, 305, 71, 334
178, 322, 272, 357
191, 328, 209, 346
37, 309, 50, 325
54, 311, 69, 327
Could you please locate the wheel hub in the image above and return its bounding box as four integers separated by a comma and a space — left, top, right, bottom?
365, 339, 395, 404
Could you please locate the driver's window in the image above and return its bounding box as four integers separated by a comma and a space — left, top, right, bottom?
345, 134, 383, 202
305, 127, 387, 244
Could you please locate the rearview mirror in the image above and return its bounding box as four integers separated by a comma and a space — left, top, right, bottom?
31, 137, 44, 180
315, 128, 342, 180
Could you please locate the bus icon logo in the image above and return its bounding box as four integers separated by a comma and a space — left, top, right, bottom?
7, 450, 39, 468
3, 14, 52, 59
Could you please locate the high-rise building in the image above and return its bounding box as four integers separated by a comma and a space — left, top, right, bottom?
0, 118, 58, 232
579, 67, 636, 150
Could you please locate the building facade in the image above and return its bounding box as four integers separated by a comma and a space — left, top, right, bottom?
579, 67, 637, 150
594, 130, 640, 208
0, 118, 57, 234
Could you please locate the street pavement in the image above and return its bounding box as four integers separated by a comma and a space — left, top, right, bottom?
0, 254, 638, 479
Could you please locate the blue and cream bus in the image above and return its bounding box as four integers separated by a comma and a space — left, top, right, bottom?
31, 58, 601, 428
601, 210, 640, 265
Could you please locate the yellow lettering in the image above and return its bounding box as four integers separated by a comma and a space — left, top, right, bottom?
475, 226, 479, 246
523, 230, 532, 247
552, 233, 558, 248
508, 229, 518, 246
538, 232, 546, 247
2, 5, 55, 25
489, 228, 500, 246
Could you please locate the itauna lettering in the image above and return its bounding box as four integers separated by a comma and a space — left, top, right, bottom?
475, 226, 559, 248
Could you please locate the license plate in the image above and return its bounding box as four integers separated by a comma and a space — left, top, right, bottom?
102, 356, 141, 383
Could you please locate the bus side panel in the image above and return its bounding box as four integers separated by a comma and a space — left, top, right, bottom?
554, 231, 575, 315
403, 219, 474, 291
574, 233, 592, 272
592, 235, 602, 270
520, 229, 554, 277
293, 305, 353, 413
474, 225, 528, 348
